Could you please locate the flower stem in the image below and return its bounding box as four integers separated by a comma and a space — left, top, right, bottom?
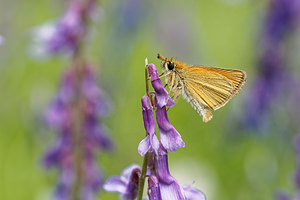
70, 57, 85, 200
145, 61, 149, 97
137, 152, 149, 200
137, 62, 152, 200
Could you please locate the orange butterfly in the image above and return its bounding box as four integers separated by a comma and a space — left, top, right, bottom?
157, 53, 246, 122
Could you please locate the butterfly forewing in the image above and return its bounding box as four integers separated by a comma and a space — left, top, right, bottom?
182, 66, 236, 110
203, 66, 247, 96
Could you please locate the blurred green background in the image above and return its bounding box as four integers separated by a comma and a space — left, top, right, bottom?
0, 0, 298, 199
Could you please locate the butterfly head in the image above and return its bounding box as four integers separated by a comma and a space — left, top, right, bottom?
157, 53, 176, 73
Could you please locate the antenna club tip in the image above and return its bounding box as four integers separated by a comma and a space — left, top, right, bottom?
157, 53, 165, 61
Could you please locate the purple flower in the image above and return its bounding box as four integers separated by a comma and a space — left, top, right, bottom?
148, 64, 175, 108
138, 95, 160, 156
81, 157, 103, 199
82, 66, 111, 117
154, 145, 185, 200
32, 0, 96, 56
51, 158, 102, 200
243, 0, 300, 130
47, 2, 85, 53
43, 63, 112, 199
104, 61, 205, 199
43, 134, 72, 168
182, 185, 206, 200
276, 191, 290, 200
103, 164, 141, 200
147, 175, 162, 200
54, 166, 74, 200
156, 105, 185, 152
149, 146, 205, 200
263, 0, 300, 43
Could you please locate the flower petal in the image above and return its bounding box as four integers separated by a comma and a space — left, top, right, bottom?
148, 175, 162, 200
182, 185, 206, 200
140, 95, 160, 156
147, 64, 175, 108
121, 164, 141, 182
123, 168, 141, 200
160, 181, 185, 200
138, 135, 151, 156
154, 146, 185, 200
156, 106, 185, 152
103, 176, 127, 194
141, 95, 156, 135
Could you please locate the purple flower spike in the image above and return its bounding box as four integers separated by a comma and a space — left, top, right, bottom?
276, 191, 290, 200
43, 135, 72, 168
155, 145, 185, 200
148, 175, 162, 200
147, 64, 175, 108
31, 0, 96, 56
138, 96, 160, 156
156, 105, 185, 152
294, 134, 300, 189
182, 185, 206, 200
47, 3, 84, 53
103, 164, 141, 200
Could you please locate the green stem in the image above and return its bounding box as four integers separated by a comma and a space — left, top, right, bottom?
137, 152, 149, 200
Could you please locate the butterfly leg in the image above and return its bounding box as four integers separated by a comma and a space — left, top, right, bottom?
152, 71, 172, 81
171, 87, 182, 103
166, 88, 182, 111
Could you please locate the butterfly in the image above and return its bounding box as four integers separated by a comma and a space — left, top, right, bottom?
157, 53, 246, 122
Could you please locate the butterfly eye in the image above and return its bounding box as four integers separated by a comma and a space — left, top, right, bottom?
167, 62, 175, 70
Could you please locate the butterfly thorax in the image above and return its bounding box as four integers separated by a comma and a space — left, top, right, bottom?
160, 59, 186, 92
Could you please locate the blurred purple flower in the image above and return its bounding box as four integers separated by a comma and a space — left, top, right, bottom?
276, 191, 290, 200
244, 0, 300, 130
43, 134, 72, 168
263, 0, 300, 43
43, 63, 112, 199
103, 164, 141, 200
32, 0, 96, 56
52, 158, 102, 200
147, 175, 162, 200
138, 95, 160, 156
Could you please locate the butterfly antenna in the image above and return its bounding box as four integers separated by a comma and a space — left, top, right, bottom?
157, 53, 166, 61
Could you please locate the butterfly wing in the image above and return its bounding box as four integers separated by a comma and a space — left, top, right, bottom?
204, 66, 247, 97
180, 65, 246, 122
